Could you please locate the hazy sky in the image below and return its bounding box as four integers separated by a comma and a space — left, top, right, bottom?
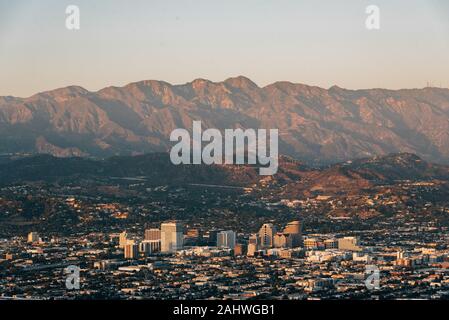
1, 0, 449, 97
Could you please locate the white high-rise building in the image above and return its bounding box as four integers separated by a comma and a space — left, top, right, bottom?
217, 230, 236, 249
258, 223, 276, 248
161, 221, 184, 253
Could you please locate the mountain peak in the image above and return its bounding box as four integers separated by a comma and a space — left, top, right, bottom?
35, 85, 89, 98
126, 79, 172, 90
329, 85, 346, 92
224, 76, 259, 89
190, 78, 213, 87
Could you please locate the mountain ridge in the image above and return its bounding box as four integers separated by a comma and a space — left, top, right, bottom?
1, 153, 448, 197
1, 76, 449, 165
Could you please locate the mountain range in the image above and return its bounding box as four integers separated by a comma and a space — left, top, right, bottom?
1, 76, 449, 165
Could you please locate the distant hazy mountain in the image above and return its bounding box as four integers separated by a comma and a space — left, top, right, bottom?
1, 76, 449, 164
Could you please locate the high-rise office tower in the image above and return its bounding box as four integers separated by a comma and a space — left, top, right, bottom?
145, 228, 161, 241
27, 232, 40, 243
247, 243, 258, 257
161, 221, 184, 253
208, 230, 220, 246
217, 230, 236, 249
249, 234, 258, 245
258, 223, 276, 248
124, 243, 139, 259
234, 244, 245, 256
149, 240, 161, 253
273, 232, 288, 248
284, 220, 301, 234
283, 220, 303, 247
139, 240, 161, 256
119, 231, 128, 248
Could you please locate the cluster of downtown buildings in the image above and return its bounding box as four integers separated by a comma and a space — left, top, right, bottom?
3, 218, 449, 299
116, 220, 304, 260
116, 220, 367, 263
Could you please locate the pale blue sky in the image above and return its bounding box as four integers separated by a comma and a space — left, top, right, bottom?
0, 0, 448, 97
